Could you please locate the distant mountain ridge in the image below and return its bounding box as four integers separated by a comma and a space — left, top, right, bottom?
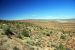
0, 19, 75, 23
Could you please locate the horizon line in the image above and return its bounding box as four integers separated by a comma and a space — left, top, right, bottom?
0, 18, 75, 21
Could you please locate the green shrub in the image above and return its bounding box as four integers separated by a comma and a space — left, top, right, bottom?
46, 31, 53, 36
55, 44, 66, 50
21, 29, 30, 37
13, 47, 20, 50
46, 33, 50, 36
3, 25, 15, 38
24, 37, 34, 46
60, 34, 66, 39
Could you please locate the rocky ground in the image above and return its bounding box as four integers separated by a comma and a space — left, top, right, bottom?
0, 20, 75, 50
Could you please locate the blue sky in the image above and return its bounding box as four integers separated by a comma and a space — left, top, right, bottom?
0, 0, 75, 20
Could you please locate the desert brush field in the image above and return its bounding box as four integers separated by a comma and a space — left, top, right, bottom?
0, 19, 75, 50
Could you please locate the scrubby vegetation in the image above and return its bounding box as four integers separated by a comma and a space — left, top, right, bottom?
0, 20, 75, 50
